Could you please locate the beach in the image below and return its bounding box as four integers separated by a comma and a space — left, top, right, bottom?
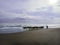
0, 28, 60, 45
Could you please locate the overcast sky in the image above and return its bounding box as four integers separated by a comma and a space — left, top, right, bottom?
0, 0, 60, 24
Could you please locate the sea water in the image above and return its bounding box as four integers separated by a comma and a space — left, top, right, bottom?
0, 23, 60, 33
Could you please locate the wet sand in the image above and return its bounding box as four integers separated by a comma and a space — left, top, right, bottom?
0, 28, 60, 45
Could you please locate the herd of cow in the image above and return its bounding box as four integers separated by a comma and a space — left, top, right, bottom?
23, 26, 48, 30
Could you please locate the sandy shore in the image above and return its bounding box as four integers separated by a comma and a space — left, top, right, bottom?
0, 28, 60, 45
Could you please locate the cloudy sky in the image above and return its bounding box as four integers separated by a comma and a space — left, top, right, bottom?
0, 0, 60, 24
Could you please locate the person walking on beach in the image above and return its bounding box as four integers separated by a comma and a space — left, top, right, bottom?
46, 25, 48, 29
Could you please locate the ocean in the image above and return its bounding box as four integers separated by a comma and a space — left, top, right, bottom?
0, 23, 60, 33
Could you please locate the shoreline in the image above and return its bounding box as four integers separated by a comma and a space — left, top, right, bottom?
0, 28, 60, 45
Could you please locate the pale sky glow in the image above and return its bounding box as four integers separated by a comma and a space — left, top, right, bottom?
48, 0, 58, 5
0, 0, 60, 24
